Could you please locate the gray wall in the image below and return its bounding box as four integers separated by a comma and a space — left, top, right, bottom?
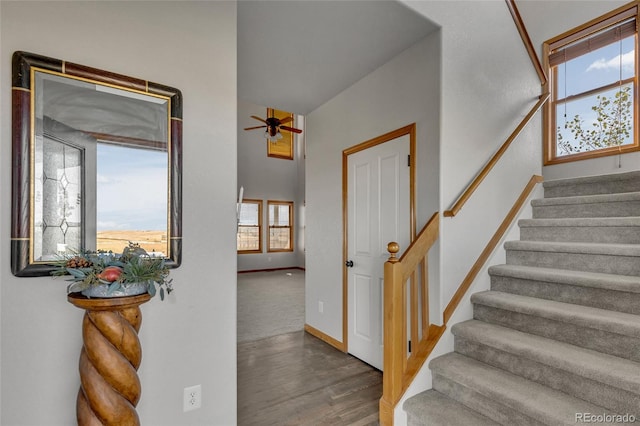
395, 1, 630, 423
305, 34, 441, 342
515, 0, 639, 181
1, 2, 237, 424
237, 99, 305, 271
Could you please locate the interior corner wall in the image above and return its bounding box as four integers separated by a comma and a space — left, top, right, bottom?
304, 34, 441, 343
395, 2, 626, 423
237, 99, 305, 271
0, 1, 3, 413
403, 0, 542, 316
1, 2, 237, 425
515, 0, 639, 181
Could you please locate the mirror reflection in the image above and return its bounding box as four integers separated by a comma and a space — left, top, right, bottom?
11, 51, 182, 276
34, 71, 170, 261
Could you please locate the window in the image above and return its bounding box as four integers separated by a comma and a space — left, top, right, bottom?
267, 201, 293, 252
237, 199, 262, 253
544, 4, 638, 165
267, 108, 295, 160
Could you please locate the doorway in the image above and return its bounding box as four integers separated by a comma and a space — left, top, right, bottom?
342, 124, 416, 369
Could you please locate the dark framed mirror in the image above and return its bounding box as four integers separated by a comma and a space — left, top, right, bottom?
11, 51, 182, 276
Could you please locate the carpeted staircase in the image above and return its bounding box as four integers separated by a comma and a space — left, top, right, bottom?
404, 171, 640, 425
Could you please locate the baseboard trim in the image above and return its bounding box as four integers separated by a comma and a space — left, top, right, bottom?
238, 266, 305, 274
304, 324, 346, 352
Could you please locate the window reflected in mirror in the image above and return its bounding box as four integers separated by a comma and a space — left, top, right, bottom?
11, 51, 182, 276
34, 70, 169, 261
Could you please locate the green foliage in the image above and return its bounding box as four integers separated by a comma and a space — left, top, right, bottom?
52, 242, 173, 300
557, 86, 632, 155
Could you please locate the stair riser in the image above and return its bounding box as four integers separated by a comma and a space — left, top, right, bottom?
490, 274, 640, 315
473, 304, 640, 362
404, 390, 501, 426
455, 338, 640, 416
432, 373, 545, 426
532, 200, 640, 218
506, 250, 640, 276
544, 180, 640, 198
520, 225, 640, 244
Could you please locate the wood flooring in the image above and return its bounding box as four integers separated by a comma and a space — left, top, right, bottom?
237, 331, 382, 425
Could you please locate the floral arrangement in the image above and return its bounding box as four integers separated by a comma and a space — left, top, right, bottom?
52, 242, 173, 300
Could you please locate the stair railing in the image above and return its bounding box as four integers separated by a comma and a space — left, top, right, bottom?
443, 93, 548, 218
444, 174, 543, 322
379, 2, 550, 424
444, 0, 549, 218
379, 212, 445, 425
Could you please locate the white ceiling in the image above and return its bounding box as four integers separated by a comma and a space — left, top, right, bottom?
237, 0, 438, 115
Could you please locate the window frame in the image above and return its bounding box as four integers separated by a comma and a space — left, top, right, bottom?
543, 3, 639, 165
267, 200, 294, 253
266, 108, 295, 160
237, 199, 263, 254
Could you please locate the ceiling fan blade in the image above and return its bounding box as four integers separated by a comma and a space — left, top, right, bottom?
244, 125, 267, 131
280, 125, 302, 134
277, 116, 293, 125
250, 115, 267, 124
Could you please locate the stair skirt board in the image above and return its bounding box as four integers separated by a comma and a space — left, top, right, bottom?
404, 171, 640, 426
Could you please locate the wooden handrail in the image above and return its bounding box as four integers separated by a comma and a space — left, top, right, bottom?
380, 3, 548, 424
380, 176, 543, 425
443, 174, 543, 323
506, 0, 547, 86
444, 0, 549, 219
443, 93, 549, 217
380, 212, 440, 426
397, 213, 440, 282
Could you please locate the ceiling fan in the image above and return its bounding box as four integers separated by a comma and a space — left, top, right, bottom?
244, 114, 302, 141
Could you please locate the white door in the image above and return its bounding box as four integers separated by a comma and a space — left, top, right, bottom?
347, 134, 410, 370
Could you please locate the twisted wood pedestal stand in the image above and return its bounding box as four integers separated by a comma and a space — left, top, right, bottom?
68, 293, 151, 426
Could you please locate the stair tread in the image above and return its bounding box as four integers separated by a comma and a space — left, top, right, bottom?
471, 290, 640, 337
418, 172, 640, 424
404, 390, 500, 426
451, 320, 640, 394
532, 191, 640, 206
488, 264, 640, 294
504, 240, 640, 255
519, 216, 640, 227
431, 353, 619, 425
543, 170, 640, 189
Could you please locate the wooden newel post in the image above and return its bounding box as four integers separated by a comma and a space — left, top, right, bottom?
379, 242, 404, 426
68, 293, 152, 426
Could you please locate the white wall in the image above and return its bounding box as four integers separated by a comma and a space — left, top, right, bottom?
403, 0, 541, 321
237, 100, 305, 271
516, 0, 640, 181
1, 2, 237, 425
393, 1, 633, 424
396, 1, 543, 423
305, 34, 441, 343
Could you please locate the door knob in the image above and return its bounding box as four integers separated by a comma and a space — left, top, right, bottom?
345, 260, 354, 268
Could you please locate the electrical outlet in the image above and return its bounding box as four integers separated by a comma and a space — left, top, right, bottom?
183, 385, 202, 412
318, 301, 324, 313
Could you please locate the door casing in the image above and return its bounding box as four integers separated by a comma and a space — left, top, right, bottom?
341, 123, 417, 353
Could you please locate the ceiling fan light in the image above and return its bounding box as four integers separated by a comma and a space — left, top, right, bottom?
264, 130, 283, 142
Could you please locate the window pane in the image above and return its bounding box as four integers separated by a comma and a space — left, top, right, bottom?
269, 228, 291, 250
557, 35, 635, 99
269, 205, 290, 226
35, 138, 83, 261
239, 202, 259, 226
556, 82, 634, 156
237, 226, 260, 251
545, 7, 639, 164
